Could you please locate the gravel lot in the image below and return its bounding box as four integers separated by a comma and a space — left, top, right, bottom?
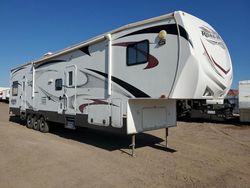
0, 102, 250, 188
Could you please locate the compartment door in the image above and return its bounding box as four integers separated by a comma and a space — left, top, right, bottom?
111, 98, 123, 128
142, 107, 166, 131
87, 101, 110, 126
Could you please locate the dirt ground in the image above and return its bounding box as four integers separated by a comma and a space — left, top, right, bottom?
0, 102, 250, 188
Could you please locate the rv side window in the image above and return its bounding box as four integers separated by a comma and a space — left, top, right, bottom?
55, 79, 62, 91
12, 81, 18, 96
126, 40, 149, 66
68, 71, 73, 86
22, 81, 25, 91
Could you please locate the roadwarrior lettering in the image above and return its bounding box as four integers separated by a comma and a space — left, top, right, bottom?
201, 30, 221, 40
200, 26, 225, 49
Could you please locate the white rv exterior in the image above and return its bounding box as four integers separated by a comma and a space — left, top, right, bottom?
2, 88, 10, 101
0, 87, 10, 101
9, 11, 233, 135
239, 80, 250, 122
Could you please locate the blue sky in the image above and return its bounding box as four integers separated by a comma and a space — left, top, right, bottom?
0, 0, 249, 89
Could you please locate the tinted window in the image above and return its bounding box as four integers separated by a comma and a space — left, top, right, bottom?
127, 40, 149, 66
22, 81, 25, 91
55, 79, 62, 91
12, 81, 18, 96
128, 47, 136, 65
68, 71, 73, 86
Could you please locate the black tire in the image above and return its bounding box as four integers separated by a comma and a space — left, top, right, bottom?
39, 116, 49, 133
20, 113, 26, 125
32, 116, 39, 131
26, 114, 33, 129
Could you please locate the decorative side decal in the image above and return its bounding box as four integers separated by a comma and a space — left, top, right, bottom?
67, 70, 132, 98
79, 99, 110, 113
79, 46, 91, 56
35, 60, 66, 69
11, 66, 26, 74
39, 87, 60, 102
144, 54, 159, 69
118, 24, 189, 41
87, 69, 150, 98
11, 66, 28, 79
201, 39, 230, 76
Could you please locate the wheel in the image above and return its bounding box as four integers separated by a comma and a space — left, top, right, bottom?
20, 112, 26, 125
26, 114, 33, 129
32, 116, 39, 131
39, 116, 49, 133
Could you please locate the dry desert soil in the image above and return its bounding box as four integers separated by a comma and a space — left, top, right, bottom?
0, 102, 250, 188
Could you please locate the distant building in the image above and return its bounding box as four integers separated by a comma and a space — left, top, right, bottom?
227, 89, 239, 97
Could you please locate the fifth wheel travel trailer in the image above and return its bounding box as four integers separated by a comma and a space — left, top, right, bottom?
2, 88, 10, 101
0, 87, 10, 101
9, 11, 232, 155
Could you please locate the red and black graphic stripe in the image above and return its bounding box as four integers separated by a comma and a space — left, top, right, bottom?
87, 69, 150, 98
79, 45, 91, 56
201, 39, 230, 75
79, 99, 117, 113
118, 24, 191, 45
35, 60, 66, 69
11, 66, 27, 74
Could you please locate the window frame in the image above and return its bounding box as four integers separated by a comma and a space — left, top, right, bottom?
126, 40, 149, 66
12, 81, 18, 96
22, 81, 25, 92
68, 71, 73, 86
55, 78, 63, 91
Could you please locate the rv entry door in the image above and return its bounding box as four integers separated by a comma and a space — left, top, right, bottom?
20, 76, 26, 112
64, 65, 77, 115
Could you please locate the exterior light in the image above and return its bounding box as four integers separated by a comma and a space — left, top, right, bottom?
158, 30, 167, 45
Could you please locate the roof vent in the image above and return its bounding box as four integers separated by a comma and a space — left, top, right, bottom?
44, 52, 53, 56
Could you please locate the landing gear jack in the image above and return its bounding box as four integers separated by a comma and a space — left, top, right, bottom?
129, 128, 169, 157
130, 134, 136, 157
165, 128, 168, 149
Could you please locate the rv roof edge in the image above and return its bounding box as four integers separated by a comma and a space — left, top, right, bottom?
11, 12, 176, 71
111, 12, 174, 34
